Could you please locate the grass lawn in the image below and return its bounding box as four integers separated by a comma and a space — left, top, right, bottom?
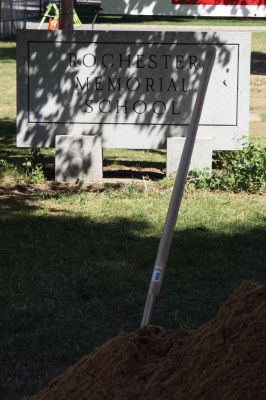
0, 186, 265, 400
0, 28, 266, 400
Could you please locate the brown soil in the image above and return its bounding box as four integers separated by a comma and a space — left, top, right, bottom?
29, 282, 266, 400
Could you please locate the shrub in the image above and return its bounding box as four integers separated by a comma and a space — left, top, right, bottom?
0, 148, 46, 185
22, 159, 46, 184
187, 143, 266, 193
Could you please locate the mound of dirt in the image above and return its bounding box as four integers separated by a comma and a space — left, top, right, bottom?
29, 282, 266, 400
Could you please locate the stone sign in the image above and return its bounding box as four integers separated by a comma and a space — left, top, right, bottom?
17, 29, 250, 151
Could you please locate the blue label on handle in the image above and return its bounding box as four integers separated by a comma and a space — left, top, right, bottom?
152, 266, 163, 283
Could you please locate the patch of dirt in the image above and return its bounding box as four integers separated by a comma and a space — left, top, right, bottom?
0, 168, 167, 201
0, 180, 127, 197
29, 281, 266, 400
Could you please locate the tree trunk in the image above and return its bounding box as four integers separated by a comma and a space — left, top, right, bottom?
60, 0, 74, 30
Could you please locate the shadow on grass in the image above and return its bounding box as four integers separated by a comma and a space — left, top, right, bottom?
0, 119, 27, 159
0, 119, 16, 145
103, 150, 166, 178
0, 199, 265, 400
104, 159, 165, 169
0, 44, 16, 61
251, 51, 266, 75
103, 167, 165, 180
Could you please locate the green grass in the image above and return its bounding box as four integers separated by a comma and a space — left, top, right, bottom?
0, 42, 16, 120
0, 187, 265, 400
252, 32, 266, 53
